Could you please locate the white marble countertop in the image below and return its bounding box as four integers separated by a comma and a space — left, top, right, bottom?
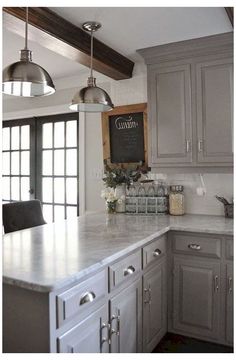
3, 213, 233, 292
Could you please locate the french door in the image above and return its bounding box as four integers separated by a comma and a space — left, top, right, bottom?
2, 113, 79, 223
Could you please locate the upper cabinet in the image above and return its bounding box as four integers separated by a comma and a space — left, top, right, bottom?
148, 64, 192, 165
196, 58, 233, 164
138, 32, 233, 171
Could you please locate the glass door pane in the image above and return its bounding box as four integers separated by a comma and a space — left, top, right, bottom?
39, 113, 79, 223
2, 121, 34, 203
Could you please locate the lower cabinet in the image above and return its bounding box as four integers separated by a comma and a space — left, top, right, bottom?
58, 303, 109, 353
143, 259, 167, 352
172, 257, 221, 341
226, 264, 233, 345
110, 278, 142, 353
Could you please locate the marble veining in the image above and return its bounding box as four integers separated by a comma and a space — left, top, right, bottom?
3, 213, 233, 292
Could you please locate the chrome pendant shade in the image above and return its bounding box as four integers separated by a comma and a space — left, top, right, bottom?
69, 21, 113, 112
2, 8, 55, 97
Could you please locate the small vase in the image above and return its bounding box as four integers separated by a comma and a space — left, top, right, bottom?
107, 201, 116, 214
115, 183, 126, 213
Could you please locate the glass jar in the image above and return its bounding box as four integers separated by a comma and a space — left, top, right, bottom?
169, 185, 185, 216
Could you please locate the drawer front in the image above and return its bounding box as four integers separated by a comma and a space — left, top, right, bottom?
172, 232, 221, 258
109, 250, 141, 291
226, 238, 233, 260
56, 270, 107, 328
143, 235, 166, 268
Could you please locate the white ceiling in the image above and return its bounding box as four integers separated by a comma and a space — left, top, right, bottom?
3, 7, 232, 80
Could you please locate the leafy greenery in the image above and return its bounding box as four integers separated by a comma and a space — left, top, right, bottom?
102, 164, 149, 189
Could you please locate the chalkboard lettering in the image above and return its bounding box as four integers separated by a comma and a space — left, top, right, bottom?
115, 116, 139, 130
109, 112, 145, 163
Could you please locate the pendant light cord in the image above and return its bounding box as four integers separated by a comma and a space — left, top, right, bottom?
90, 29, 94, 78
25, 7, 28, 50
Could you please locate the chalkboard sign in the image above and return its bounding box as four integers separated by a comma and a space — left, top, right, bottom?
102, 103, 148, 169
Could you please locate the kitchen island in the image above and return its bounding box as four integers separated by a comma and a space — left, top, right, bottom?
3, 213, 233, 353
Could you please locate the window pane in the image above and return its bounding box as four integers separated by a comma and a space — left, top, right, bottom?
54, 178, 64, 204
11, 127, 20, 150
11, 177, 20, 200
21, 151, 30, 175
43, 204, 53, 223
2, 128, 10, 150
2, 177, 10, 200
66, 178, 77, 204
54, 205, 65, 222
66, 206, 77, 219
11, 152, 19, 175
54, 122, 64, 148
21, 125, 30, 149
2, 152, 10, 175
66, 121, 77, 147
66, 149, 77, 176
54, 150, 64, 175
43, 123, 52, 148
21, 177, 30, 201
42, 178, 53, 203
43, 150, 53, 175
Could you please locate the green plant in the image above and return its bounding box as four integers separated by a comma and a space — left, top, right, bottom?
102, 163, 150, 189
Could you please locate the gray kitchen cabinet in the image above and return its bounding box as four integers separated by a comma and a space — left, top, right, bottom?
196, 58, 233, 164
226, 263, 233, 345
58, 303, 109, 353
138, 32, 233, 170
109, 278, 142, 353
148, 64, 192, 165
173, 257, 221, 341
143, 259, 167, 352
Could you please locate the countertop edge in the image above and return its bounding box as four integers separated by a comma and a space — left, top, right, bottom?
3, 223, 233, 293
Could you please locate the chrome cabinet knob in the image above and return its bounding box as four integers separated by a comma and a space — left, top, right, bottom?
123, 265, 135, 276
153, 249, 162, 257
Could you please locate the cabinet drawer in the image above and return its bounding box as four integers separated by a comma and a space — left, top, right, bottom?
143, 235, 166, 268
56, 270, 107, 328
172, 232, 221, 258
226, 238, 233, 260
109, 250, 141, 291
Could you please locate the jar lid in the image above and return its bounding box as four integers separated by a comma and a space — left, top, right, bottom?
170, 185, 184, 192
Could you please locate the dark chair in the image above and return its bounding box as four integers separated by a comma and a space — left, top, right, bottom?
3, 200, 46, 234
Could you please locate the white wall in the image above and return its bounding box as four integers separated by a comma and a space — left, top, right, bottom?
3, 64, 233, 216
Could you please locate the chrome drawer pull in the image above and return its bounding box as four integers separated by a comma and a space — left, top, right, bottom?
144, 286, 151, 305
228, 277, 233, 294
111, 310, 120, 337
79, 291, 96, 305
153, 249, 162, 257
123, 265, 135, 276
101, 323, 111, 347
188, 244, 201, 251
214, 275, 219, 292
198, 140, 203, 152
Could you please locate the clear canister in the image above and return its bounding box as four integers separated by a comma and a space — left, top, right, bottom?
169, 185, 185, 216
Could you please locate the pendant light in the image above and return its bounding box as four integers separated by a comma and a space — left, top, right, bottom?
69, 21, 114, 112
2, 7, 55, 97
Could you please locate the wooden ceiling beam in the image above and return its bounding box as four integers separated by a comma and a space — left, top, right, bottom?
225, 7, 233, 27
3, 7, 134, 80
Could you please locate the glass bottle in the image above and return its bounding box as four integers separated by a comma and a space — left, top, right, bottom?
147, 182, 156, 213
169, 185, 185, 215
138, 183, 146, 213
126, 182, 137, 213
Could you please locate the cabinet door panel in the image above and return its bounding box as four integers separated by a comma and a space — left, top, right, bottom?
58, 304, 109, 353
149, 64, 192, 164
110, 278, 142, 353
226, 264, 233, 344
196, 58, 233, 163
143, 260, 167, 352
173, 257, 220, 340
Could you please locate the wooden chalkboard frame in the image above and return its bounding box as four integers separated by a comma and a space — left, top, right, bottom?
101, 103, 148, 169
